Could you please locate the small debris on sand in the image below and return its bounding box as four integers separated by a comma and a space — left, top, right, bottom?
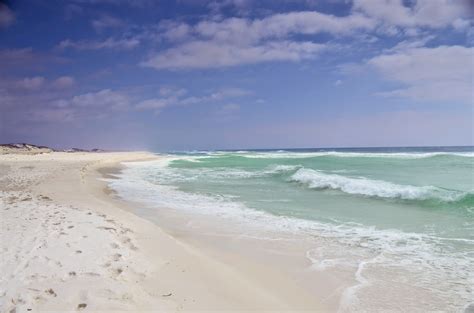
77, 303, 87, 310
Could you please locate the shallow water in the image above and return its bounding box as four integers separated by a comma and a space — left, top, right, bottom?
109, 146, 474, 312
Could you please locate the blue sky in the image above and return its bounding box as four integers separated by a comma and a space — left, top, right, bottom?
0, 0, 472, 150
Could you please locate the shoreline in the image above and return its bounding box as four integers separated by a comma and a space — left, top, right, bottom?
1, 151, 323, 312
104, 157, 350, 312
105, 153, 474, 312
91, 155, 329, 311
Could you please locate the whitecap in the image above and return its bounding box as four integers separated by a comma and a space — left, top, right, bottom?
290, 168, 465, 202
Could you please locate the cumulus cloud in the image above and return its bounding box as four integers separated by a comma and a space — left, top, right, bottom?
143, 11, 375, 70
368, 45, 473, 103
53, 1, 468, 69
142, 0, 469, 71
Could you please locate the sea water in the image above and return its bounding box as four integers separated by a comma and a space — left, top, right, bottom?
109, 146, 474, 311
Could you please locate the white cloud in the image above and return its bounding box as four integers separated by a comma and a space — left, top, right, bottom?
143, 10, 376, 70
136, 86, 188, 112
4, 75, 76, 92
193, 11, 375, 42
158, 21, 192, 42
385, 35, 435, 52
143, 40, 326, 69
58, 37, 140, 50
144, 2, 467, 71
135, 86, 252, 113
158, 86, 187, 97
0, 4, 14, 29
368, 45, 473, 103
54, 89, 130, 110
352, 0, 470, 29
43, 85, 251, 119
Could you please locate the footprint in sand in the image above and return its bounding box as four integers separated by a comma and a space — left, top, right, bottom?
120, 237, 138, 251
112, 253, 122, 261
120, 227, 133, 235
45, 288, 57, 297
97, 226, 116, 233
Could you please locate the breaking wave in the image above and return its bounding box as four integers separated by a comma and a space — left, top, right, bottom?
290, 168, 469, 202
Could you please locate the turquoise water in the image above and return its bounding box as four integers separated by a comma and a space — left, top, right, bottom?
170, 150, 473, 237
110, 147, 474, 311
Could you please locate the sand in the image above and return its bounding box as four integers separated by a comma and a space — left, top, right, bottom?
0, 152, 322, 312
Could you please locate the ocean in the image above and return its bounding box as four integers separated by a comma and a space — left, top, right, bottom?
109, 146, 474, 312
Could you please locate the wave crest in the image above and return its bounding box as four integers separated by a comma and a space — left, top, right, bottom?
290, 168, 466, 202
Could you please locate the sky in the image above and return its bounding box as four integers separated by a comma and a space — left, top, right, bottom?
0, 0, 472, 151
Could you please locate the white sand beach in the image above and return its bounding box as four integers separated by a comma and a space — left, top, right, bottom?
0, 151, 323, 312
